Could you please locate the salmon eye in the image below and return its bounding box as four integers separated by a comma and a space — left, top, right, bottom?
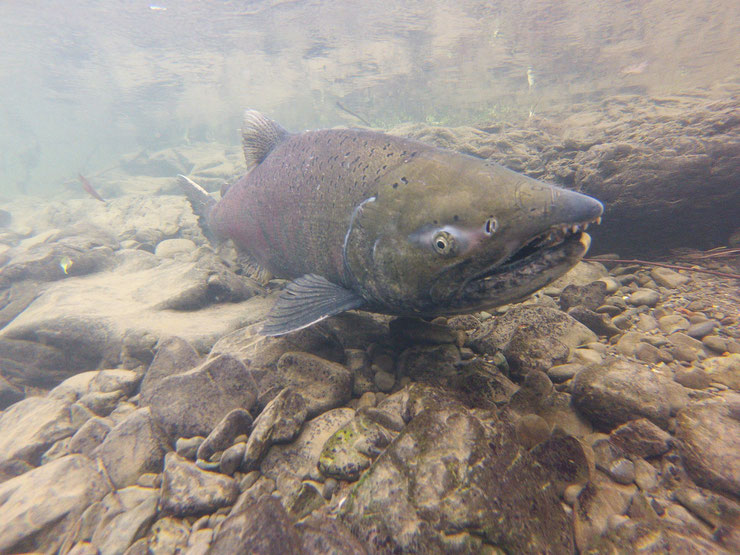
483, 217, 498, 236
432, 231, 455, 255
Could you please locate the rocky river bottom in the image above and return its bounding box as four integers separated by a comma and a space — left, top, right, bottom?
0, 190, 737, 554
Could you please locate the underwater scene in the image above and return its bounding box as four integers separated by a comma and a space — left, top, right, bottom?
0, 1, 739, 553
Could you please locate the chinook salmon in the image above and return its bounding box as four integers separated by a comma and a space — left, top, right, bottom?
179, 110, 603, 336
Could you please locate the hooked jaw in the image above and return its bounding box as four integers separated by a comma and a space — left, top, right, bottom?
444, 187, 604, 312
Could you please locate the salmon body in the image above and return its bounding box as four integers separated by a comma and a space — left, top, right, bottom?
181, 111, 603, 335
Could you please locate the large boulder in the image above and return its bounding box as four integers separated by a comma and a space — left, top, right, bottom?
0, 248, 270, 388
340, 403, 573, 554
470, 305, 597, 378
572, 359, 688, 430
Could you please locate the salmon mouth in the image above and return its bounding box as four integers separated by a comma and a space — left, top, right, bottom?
488, 217, 600, 275
442, 216, 601, 313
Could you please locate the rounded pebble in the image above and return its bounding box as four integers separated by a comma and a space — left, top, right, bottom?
357, 391, 377, 409
702, 335, 727, 353
563, 484, 583, 506
658, 315, 690, 334
686, 320, 718, 338
220, 442, 245, 475
547, 363, 584, 383
608, 458, 636, 484
374, 370, 396, 392
322, 478, 338, 499
155, 238, 196, 258
628, 289, 660, 307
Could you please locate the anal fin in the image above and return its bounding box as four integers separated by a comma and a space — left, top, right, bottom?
261, 274, 365, 336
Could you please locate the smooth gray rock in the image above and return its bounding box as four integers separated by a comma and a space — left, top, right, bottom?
0, 454, 110, 554
220, 442, 245, 476
160, 452, 239, 516
92, 407, 170, 488
78, 390, 125, 416
275, 352, 352, 418
175, 436, 205, 460
0, 395, 75, 465
676, 396, 740, 497
340, 404, 574, 554
572, 359, 680, 430
196, 408, 253, 461
650, 267, 690, 288
141, 354, 258, 439
627, 288, 660, 307
242, 388, 307, 472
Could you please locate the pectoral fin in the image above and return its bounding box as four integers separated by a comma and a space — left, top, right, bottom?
261, 274, 365, 336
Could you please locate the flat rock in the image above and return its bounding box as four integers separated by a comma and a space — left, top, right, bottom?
92, 407, 170, 488
572, 359, 680, 430
0, 250, 271, 387
141, 354, 258, 439
650, 267, 690, 288
261, 408, 355, 488
0, 395, 75, 465
340, 404, 574, 553
160, 452, 239, 516
675, 396, 740, 497
274, 352, 352, 418
0, 454, 110, 554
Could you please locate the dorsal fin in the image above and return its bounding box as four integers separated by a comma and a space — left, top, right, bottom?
241, 110, 288, 170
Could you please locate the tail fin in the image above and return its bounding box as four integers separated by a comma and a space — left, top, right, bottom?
177, 174, 218, 243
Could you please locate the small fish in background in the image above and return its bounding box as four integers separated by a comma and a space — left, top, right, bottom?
59, 256, 73, 275
527, 67, 536, 91
621, 60, 648, 75
78, 174, 106, 203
